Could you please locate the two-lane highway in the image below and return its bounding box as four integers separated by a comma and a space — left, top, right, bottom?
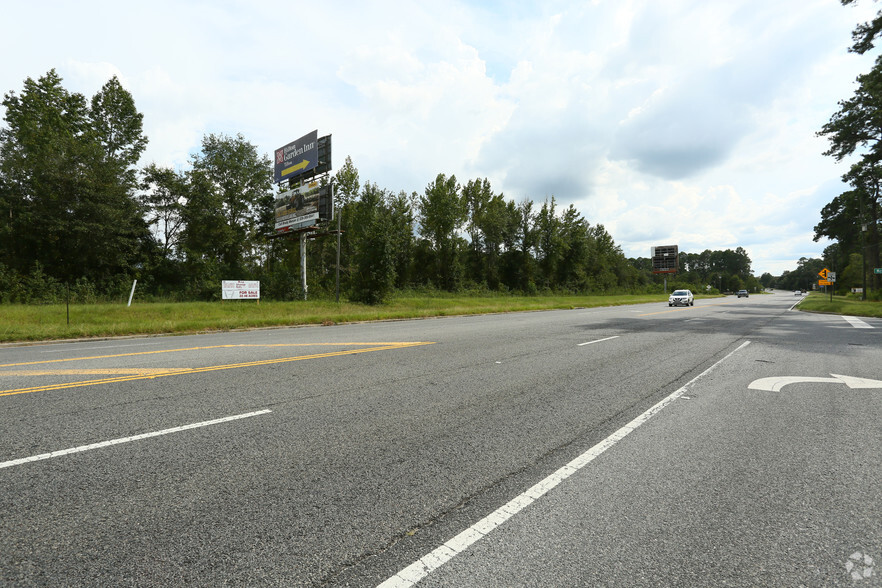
1, 292, 879, 586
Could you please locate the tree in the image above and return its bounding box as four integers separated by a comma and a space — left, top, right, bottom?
557, 204, 590, 291
0, 70, 151, 292
818, 63, 882, 164
387, 190, 416, 289
140, 164, 186, 259
419, 173, 466, 290
89, 76, 147, 175
334, 155, 360, 208
840, 252, 865, 291
842, 0, 882, 55
462, 177, 511, 289
534, 197, 563, 289
501, 198, 537, 292
180, 133, 273, 284
348, 183, 396, 304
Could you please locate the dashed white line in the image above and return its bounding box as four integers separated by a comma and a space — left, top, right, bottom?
0, 409, 272, 469
378, 341, 752, 588
577, 336, 620, 346
843, 315, 873, 329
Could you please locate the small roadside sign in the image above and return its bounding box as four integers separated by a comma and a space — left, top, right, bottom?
819, 279, 832, 286
818, 268, 829, 280
875, 268, 882, 275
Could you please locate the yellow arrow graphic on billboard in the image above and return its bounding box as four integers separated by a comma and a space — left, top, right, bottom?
282, 159, 310, 176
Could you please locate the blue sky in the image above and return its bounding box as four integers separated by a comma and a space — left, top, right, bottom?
2, 0, 878, 276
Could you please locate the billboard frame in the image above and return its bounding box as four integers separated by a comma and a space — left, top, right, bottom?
651, 245, 679, 274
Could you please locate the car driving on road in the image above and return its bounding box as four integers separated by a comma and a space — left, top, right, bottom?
669, 289, 694, 307
737, 289, 749, 298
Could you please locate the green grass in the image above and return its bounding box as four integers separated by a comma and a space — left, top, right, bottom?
0, 293, 679, 343
796, 291, 882, 318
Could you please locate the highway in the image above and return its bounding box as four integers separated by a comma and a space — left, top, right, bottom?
1, 291, 880, 587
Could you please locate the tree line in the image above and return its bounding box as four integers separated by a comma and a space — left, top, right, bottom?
1, 70, 759, 304
814, 0, 882, 298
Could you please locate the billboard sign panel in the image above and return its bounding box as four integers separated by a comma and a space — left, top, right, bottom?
222, 280, 260, 300
651, 245, 679, 274
275, 180, 321, 232
274, 130, 318, 183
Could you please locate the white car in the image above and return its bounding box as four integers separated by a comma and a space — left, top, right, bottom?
669, 289, 694, 307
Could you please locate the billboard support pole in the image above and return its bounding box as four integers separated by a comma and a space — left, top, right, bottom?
300, 231, 308, 301
335, 195, 341, 304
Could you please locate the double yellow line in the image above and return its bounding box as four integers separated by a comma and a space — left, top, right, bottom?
0, 342, 434, 398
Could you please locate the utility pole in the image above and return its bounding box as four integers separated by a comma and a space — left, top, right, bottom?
859, 188, 868, 301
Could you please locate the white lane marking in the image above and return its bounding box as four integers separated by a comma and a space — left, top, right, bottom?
0, 409, 272, 469
843, 315, 873, 329
577, 336, 620, 346
748, 373, 882, 392
378, 341, 752, 588
40, 342, 162, 353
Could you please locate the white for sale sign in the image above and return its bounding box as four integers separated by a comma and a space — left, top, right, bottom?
222, 280, 260, 300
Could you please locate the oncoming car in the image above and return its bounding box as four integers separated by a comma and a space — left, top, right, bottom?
737, 289, 749, 298
669, 289, 694, 307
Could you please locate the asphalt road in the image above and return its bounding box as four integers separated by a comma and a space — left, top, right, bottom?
0, 291, 879, 587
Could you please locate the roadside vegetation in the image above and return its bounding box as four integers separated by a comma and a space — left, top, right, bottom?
1, 71, 761, 311
796, 291, 882, 318
0, 293, 686, 343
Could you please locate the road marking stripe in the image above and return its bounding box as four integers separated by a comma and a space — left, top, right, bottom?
0, 342, 433, 368
0, 368, 193, 376
0, 342, 434, 397
378, 340, 752, 588
577, 336, 620, 346
843, 315, 873, 329
40, 342, 162, 353
0, 409, 272, 470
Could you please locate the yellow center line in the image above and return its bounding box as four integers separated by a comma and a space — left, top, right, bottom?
0, 342, 433, 368
0, 368, 194, 376
0, 342, 434, 398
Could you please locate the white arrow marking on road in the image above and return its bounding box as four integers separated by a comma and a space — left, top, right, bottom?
748, 374, 882, 392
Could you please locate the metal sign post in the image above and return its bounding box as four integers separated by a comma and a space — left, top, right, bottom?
300, 231, 308, 301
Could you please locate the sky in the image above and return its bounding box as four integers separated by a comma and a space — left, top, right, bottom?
1, 0, 879, 276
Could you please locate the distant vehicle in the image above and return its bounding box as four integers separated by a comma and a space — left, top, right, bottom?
794, 290, 802, 296
737, 290, 749, 298
669, 289, 694, 307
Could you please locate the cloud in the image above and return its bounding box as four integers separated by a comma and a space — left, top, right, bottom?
1, 0, 879, 277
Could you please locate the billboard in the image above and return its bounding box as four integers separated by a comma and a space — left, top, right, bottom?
274, 130, 318, 183
651, 245, 678, 274
274, 181, 333, 233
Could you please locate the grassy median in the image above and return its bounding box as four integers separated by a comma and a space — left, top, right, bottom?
0, 293, 675, 343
